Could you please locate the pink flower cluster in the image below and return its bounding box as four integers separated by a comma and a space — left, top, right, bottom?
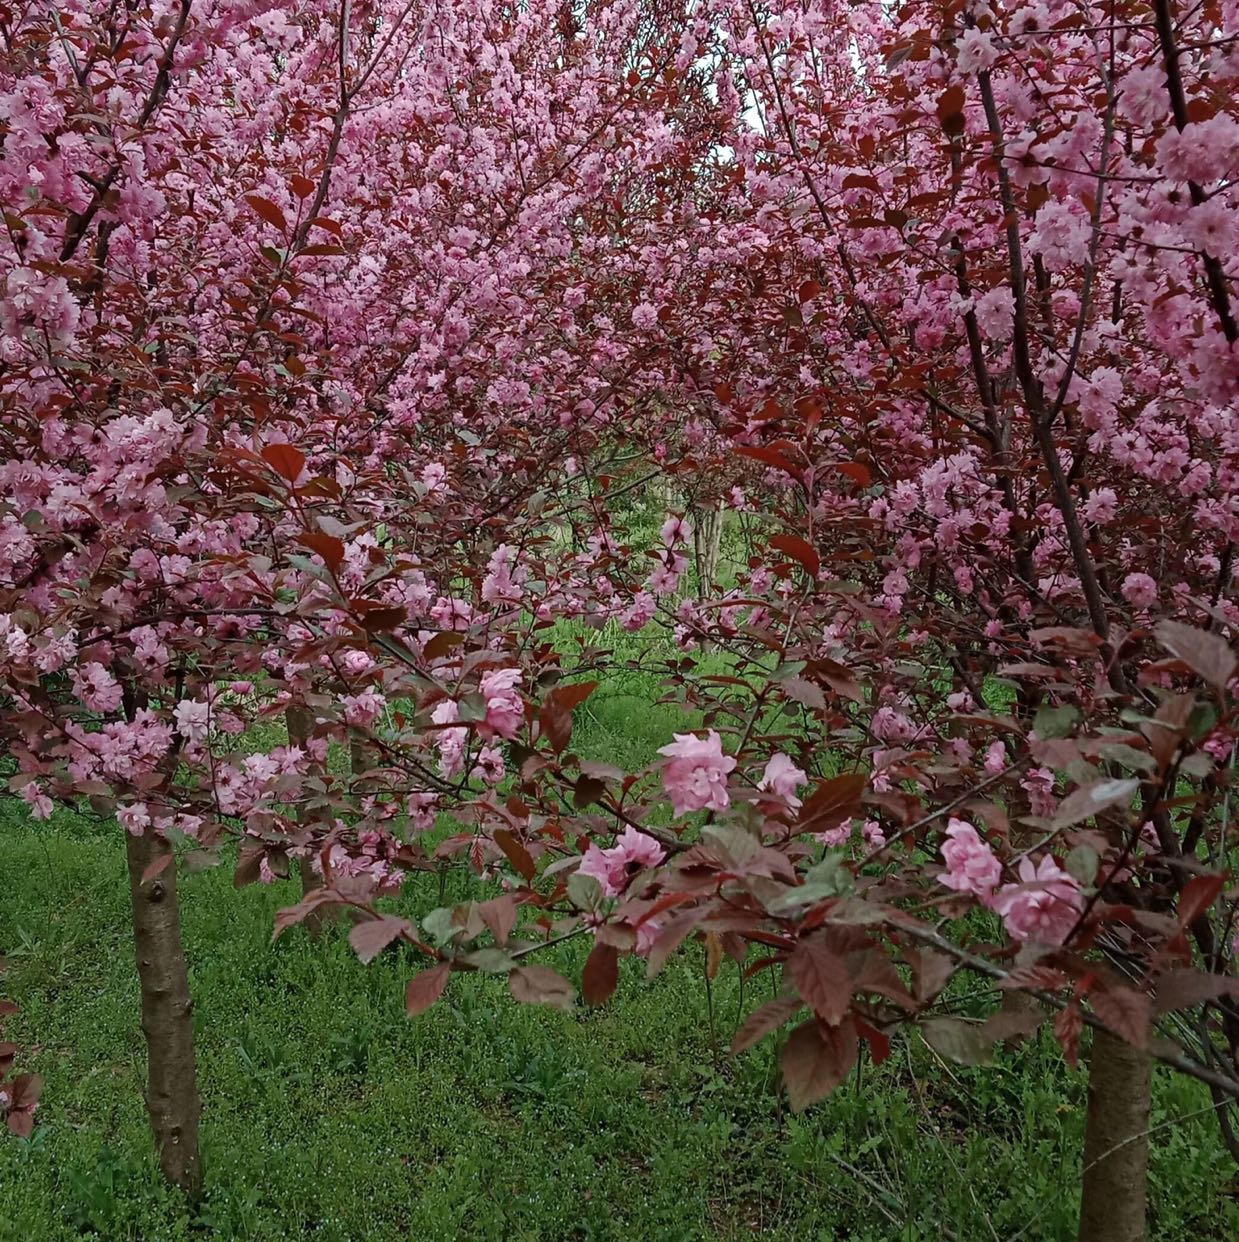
939, 819, 1083, 946
658, 730, 735, 816
577, 826, 667, 897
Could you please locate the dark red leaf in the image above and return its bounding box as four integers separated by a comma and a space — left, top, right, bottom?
405, 962, 450, 1016
1154, 621, 1236, 693
422, 631, 463, 661
781, 1017, 858, 1111
1089, 984, 1151, 1049
244, 193, 288, 232
731, 995, 802, 1053
582, 941, 619, 1006
798, 772, 867, 835
141, 852, 173, 884
298, 530, 345, 572
493, 829, 535, 883
1054, 1005, 1083, 1068
509, 964, 575, 1009
1178, 873, 1226, 926
348, 916, 410, 964
769, 533, 820, 577
478, 895, 518, 945
788, 937, 852, 1024
261, 442, 305, 482
1154, 969, 1239, 1014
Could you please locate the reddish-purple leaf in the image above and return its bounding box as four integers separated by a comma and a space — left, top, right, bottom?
788, 938, 852, 1024
1052, 778, 1138, 828
1090, 985, 1151, 1049
798, 772, 867, 835
1154, 621, 1236, 693
405, 962, 450, 1017
781, 1018, 858, 1111
478, 895, 517, 946
769, 533, 820, 578
493, 829, 535, 883
1178, 873, 1226, 926
922, 1017, 993, 1065
509, 964, 576, 1010
1154, 969, 1239, 1014
261, 442, 305, 482
141, 852, 173, 884
731, 995, 802, 1054
244, 193, 288, 232
348, 916, 410, 964
1054, 1005, 1083, 1068
582, 941, 619, 1006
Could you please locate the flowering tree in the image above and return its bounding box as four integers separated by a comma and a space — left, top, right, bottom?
1, 0, 1236, 1236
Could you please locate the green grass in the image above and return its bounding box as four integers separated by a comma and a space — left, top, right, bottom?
2, 664, 1238, 1240
2, 808, 1237, 1240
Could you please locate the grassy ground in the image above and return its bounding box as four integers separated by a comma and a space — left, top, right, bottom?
2, 681, 1238, 1240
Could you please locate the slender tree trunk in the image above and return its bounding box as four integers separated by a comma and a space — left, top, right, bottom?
1077, 1029, 1152, 1242
124, 828, 202, 1194
350, 730, 368, 777
286, 705, 331, 939
693, 504, 723, 598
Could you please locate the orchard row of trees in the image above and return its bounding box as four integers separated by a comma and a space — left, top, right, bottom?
0, 1, 1236, 1237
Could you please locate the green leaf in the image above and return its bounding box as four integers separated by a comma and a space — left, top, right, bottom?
1034, 704, 1079, 739
922, 1018, 993, 1066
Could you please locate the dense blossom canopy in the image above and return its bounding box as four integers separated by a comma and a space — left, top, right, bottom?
0, 0, 1237, 1129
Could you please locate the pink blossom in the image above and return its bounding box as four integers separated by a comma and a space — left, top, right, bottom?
431, 700, 467, 779
578, 826, 667, 897
861, 819, 886, 848
939, 818, 1002, 899
1118, 64, 1167, 127
20, 782, 53, 821
471, 743, 505, 784
173, 699, 210, 743
1121, 572, 1158, 609
479, 667, 523, 739
342, 689, 386, 727
634, 916, 663, 957
983, 741, 1007, 774
118, 803, 151, 837
758, 752, 807, 808
956, 28, 999, 75
73, 663, 123, 713
660, 514, 692, 545
632, 301, 659, 330
620, 591, 657, 631
816, 819, 853, 847
1028, 200, 1091, 271
989, 855, 1083, 944
1022, 766, 1057, 817
974, 287, 1013, 340
658, 729, 736, 816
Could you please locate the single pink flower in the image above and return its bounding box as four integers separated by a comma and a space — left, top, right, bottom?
758, 752, 807, 808
577, 826, 667, 897
479, 667, 523, 739
1121, 572, 1158, 609
990, 855, 1083, 944
939, 817, 1002, 899
658, 730, 735, 816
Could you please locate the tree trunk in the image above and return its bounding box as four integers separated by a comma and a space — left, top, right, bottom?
286, 705, 332, 939
693, 504, 723, 598
1077, 1028, 1152, 1242
124, 828, 202, 1194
